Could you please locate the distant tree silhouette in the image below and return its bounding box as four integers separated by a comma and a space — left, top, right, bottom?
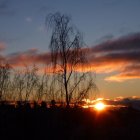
12, 70, 26, 101
50, 99, 56, 108
40, 101, 47, 109
0, 63, 11, 101
36, 70, 46, 102
24, 65, 38, 101
0, 31, 97, 105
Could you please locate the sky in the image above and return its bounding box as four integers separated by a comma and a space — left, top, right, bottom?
0, 0, 140, 99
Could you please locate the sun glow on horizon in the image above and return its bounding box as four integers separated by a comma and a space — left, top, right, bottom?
94, 102, 105, 111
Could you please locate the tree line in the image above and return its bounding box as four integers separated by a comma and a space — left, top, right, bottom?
0, 13, 97, 107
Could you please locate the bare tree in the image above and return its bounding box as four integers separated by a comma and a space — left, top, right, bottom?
46, 12, 96, 107
36, 73, 45, 102
11, 70, 26, 101
35, 67, 49, 102
24, 65, 38, 101
34, 65, 57, 102
0, 63, 11, 101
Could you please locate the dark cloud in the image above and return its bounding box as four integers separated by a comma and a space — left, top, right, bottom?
7, 49, 51, 67
96, 34, 114, 43
113, 96, 140, 111
86, 33, 140, 81
1, 32, 140, 81
92, 33, 140, 53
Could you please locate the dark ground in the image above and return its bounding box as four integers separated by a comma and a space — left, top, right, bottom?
0, 104, 140, 140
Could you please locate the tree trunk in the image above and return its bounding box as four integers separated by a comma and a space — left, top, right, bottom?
64, 73, 69, 108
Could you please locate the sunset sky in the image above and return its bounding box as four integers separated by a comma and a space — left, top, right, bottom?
0, 0, 140, 99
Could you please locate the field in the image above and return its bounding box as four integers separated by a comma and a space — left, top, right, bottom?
0, 104, 140, 140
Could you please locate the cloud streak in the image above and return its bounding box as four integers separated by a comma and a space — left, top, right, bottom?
1, 32, 140, 82
87, 33, 140, 82
92, 33, 140, 53
7, 48, 51, 67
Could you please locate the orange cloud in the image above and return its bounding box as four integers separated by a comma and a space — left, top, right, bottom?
7, 49, 51, 67
105, 65, 140, 82
2, 33, 140, 82
85, 33, 140, 82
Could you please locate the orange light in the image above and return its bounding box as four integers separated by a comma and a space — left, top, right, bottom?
94, 102, 105, 111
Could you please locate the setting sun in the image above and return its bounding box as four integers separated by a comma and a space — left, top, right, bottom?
94, 102, 105, 111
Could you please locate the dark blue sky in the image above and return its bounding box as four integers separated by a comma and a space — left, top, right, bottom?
1, 0, 140, 98
1, 0, 140, 53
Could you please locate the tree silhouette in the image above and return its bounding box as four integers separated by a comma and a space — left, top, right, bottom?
0, 63, 11, 101
46, 12, 96, 107
24, 65, 38, 101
